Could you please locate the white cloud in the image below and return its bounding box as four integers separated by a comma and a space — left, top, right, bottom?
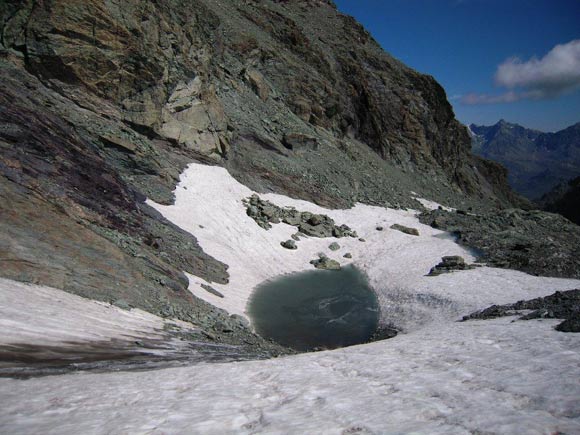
461, 39, 580, 105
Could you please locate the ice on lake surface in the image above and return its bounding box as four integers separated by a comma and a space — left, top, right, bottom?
248, 265, 379, 350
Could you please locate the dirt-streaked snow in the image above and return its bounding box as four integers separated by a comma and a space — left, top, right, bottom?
1, 162, 579, 434
0, 278, 196, 347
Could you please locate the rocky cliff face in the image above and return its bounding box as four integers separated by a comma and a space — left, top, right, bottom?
0, 0, 524, 346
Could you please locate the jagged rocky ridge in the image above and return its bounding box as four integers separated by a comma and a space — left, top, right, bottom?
0, 0, 573, 356
470, 120, 580, 199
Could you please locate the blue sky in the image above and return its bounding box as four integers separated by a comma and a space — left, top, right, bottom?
334, 0, 580, 131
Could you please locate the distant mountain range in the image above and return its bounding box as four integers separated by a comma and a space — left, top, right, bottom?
470, 120, 580, 199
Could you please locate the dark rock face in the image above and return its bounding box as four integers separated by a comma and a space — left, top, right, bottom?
471, 120, 580, 199
538, 176, 580, 226
462, 289, 580, 333
420, 208, 580, 279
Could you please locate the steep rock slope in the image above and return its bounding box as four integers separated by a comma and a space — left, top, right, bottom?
1, 0, 526, 343
471, 120, 580, 199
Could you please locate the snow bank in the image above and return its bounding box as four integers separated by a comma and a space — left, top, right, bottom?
1, 316, 579, 434
148, 163, 579, 331
0, 278, 195, 347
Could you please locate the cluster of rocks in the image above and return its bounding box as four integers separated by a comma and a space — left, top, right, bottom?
461, 289, 580, 332
427, 256, 476, 276
310, 253, 341, 270
243, 194, 358, 238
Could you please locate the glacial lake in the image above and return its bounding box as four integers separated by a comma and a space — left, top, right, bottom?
248, 265, 380, 351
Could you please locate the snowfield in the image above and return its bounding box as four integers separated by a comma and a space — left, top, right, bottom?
1, 162, 580, 434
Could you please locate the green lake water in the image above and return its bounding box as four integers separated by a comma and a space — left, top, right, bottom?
248, 265, 380, 351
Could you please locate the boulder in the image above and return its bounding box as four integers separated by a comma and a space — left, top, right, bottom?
282, 133, 320, 151
329, 242, 340, 251
390, 223, 419, 236
201, 283, 225, 298
309, 253, 341, 270
281, 239, 298, 250
427, 256, 475, 276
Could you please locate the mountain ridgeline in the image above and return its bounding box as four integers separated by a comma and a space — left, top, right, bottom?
470, 120, 580, 200
2, 0, 576, 351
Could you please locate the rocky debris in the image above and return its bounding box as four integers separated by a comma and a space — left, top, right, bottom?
243, 194, 358, 238
282, 133, 319, 152
281, 239, 297, 250
427, 256, 475, 276
390, 224, 419, 236
310, 253, 341, 270
343, 253, 353, 259
419, 208, 580, 279
328, 242, 340, 251
359, 238, 366, 242
201, 284, 224, 298
462, 289, 580, 332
